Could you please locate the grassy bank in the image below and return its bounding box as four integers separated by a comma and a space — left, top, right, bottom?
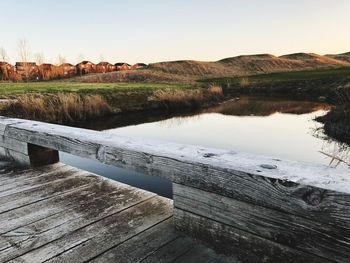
0, 82, 194, 95
201, 67, 350, 100
316, 89, 350, 145
1, 66, 350, 126
0, 82, 224, 124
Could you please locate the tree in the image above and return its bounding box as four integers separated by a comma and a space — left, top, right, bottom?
99, 54, 104, 62
17, 38, 30, 62
34, 52, 45, 65
57, 54, 66, 65
76, 53, 85, 63
0, 47, 9, 62
17, 38, 31, 80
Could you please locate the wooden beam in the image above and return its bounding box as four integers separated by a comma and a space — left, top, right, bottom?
174, 183, 350, 262
1, 117, 350, 228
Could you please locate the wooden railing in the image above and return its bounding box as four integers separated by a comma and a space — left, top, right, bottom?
0, 116, 349, 262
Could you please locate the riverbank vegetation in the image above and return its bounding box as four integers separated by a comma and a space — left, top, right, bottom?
0, 82, 224, 124
202, 67, 350, 99
317, 89, 350, 145
5, 93, 113, 123
0, 66, 349, 127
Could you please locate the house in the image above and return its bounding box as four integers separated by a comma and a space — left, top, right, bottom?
115, 63, 131, 71
38, 63, 55, 80
76, 61, 96, 75
0, 62, 18, 81
131, 63, 147, 70
59, 63, 77, 77
15, 62, 40, 81
96, 62, 116, 73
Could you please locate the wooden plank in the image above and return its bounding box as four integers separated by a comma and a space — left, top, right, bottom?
0, 163, 66, 185
174, 183, 350, 262
0, 182, 92, 234
11, 196, 172, 263
139, 235, 195, 263
0, 160, 14, 174
3, 117, 350, 230
174, 209, 329, 263
0, 171, 101, 213
172, 244, 236, 263
0, 117, 26, 136
0, 135, 28, 153
0, 165, 78, 197
0, 147, 30, 167
0, 178, 157, 262
88, 219, 180, 263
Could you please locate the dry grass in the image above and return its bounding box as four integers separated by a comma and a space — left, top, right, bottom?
239, 77, 250, 88
207, 85, 224, 96
5, 93, 113, 124
148, 86, 224, 109
148, 89, 204, 109
70, 69, 194, 84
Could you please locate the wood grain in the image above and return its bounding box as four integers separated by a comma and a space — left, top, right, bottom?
174, 209, 330, 263
174, 183, 350, 262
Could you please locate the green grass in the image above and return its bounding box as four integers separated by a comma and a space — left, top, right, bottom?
0, 82, 195, 97
201, 66, 350, 86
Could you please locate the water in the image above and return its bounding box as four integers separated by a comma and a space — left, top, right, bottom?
61, 96, 348, 198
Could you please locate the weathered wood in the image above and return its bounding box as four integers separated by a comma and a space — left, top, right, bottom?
0, 169, 158, 262
174, 209, 329, 263
174, 183, 350, 262
0, 183, 93, 234
1, 117, 350, 262
0, 135, 28, 153
139, 235, 196, 263
89, 218, 235, 263
88, 219, 179, 263
0, 165, 78, 197
2, 117, 350, 230
0, 163, 66, 185
0, 170, 101, 213
12, 197, 172, 263
172, 245, 236, 263
0, 146, 30, 166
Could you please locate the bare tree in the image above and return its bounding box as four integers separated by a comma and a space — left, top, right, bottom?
17, 38, 31, 62
17, 38, 31, 80
0, 47, 9, 62
76, 53, 85, 63
57, 54, 66, 65
34, 52, 45, 65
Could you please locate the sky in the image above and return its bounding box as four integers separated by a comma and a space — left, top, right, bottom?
0, 0, 349, 64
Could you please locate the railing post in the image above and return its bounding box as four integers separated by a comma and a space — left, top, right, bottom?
0, 118, 59, 167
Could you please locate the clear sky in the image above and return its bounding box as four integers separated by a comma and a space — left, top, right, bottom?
0, 0, 349, 64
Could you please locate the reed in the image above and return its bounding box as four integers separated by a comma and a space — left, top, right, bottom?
5, 93, 113, 124
148, 86, 223, 109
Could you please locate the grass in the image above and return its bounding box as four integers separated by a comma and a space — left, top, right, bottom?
148, 85, 223, 109
4, 93, 113, 124
316, 89, 350, 146
0, 82, 222, 124
201, 66, 350, 86
0, 82, 195, 97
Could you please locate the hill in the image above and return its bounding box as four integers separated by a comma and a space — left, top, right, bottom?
67, 51, 350, 83
147, 52, 349, 78
326, 52, 350, 63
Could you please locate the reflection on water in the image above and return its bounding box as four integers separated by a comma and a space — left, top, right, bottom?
61, 96, 348, 198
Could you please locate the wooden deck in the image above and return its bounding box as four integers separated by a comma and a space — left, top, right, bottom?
1, 117, 350, 262
0, 161, 233, 263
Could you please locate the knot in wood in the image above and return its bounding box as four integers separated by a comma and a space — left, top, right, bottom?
203, 153, 217, 158
302, 188, 326, 206
260, 164, 277, 170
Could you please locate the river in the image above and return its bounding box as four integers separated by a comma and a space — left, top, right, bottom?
61, 96, 350, 198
